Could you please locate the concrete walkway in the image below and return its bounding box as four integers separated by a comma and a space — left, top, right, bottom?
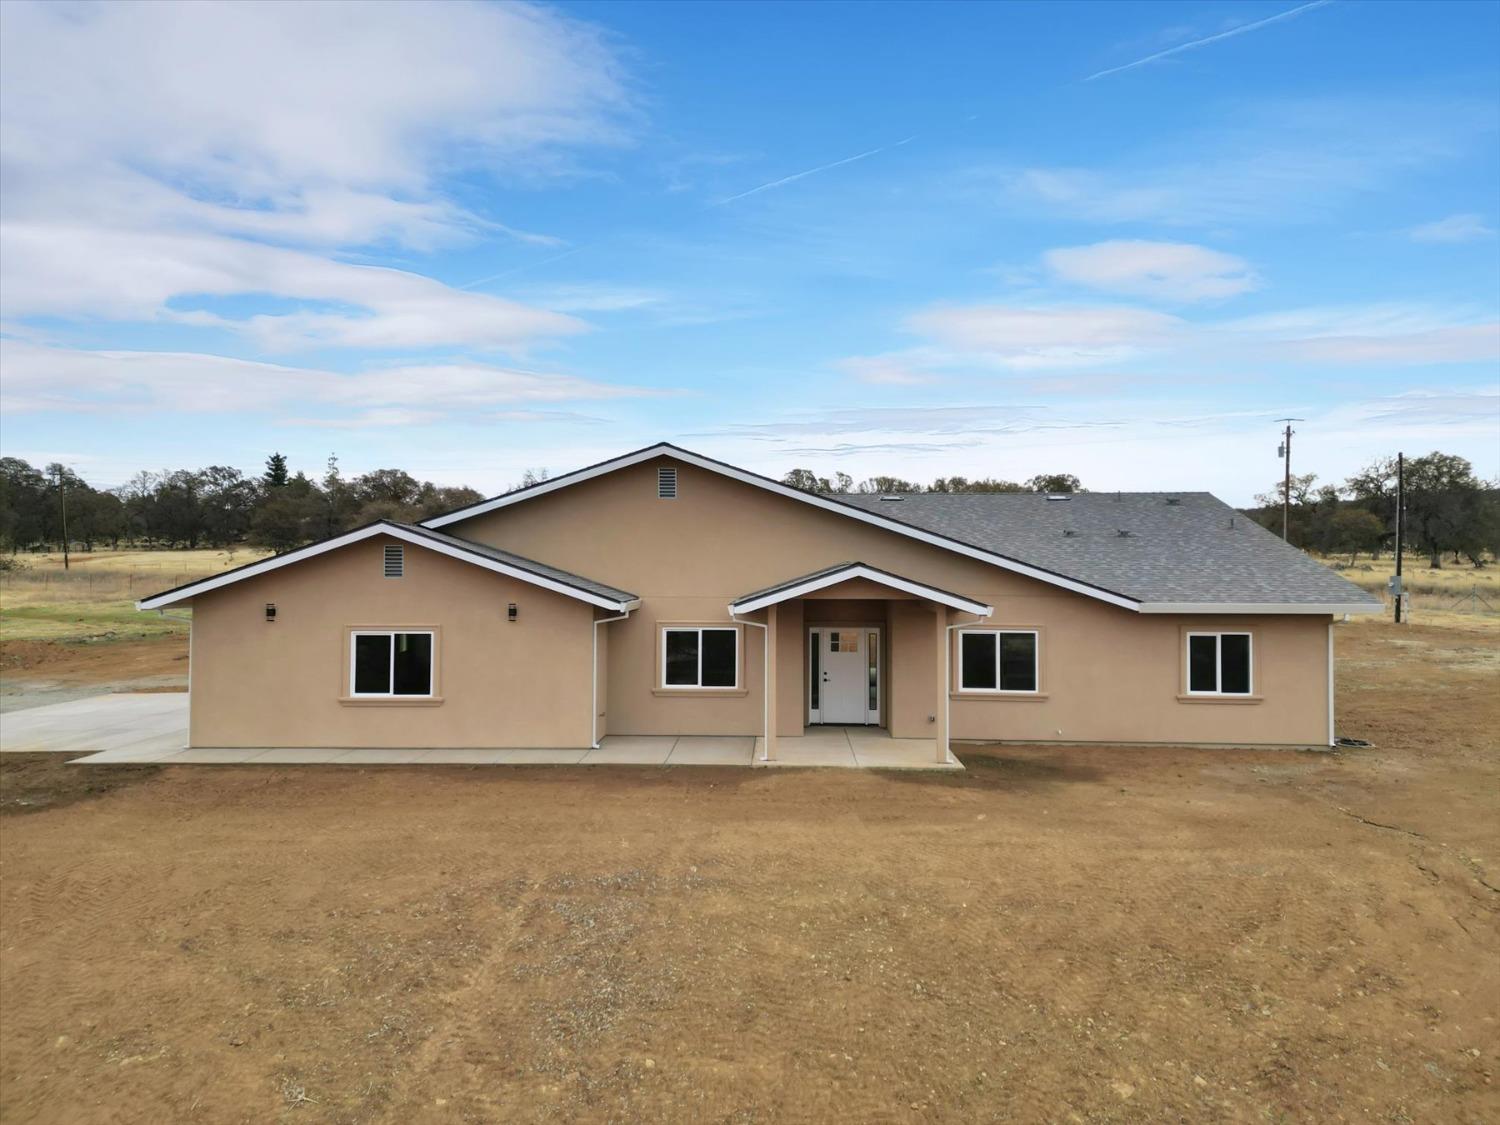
1, 695, 959, 770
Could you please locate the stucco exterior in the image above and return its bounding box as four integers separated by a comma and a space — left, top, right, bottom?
166, 451, 1342, 752
447, 455, 1334, 748
188, 535, 595, 748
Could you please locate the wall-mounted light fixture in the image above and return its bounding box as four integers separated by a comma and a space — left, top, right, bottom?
265, 603, 277, 622
507, 603, 518, 622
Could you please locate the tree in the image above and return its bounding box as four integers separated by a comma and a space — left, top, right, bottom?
856, 475, 921, 494
1325, 508, 1385, 565
263, 452, 290, 489
1026, 473, 1083, 494
0, 457, 49, 551
1403, 452, 1485, 567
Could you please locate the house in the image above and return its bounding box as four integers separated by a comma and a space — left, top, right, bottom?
137, 443, 1382, 761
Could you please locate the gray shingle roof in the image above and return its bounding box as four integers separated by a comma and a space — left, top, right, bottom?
832, 492, 1380, 607
403, 523, 638, 605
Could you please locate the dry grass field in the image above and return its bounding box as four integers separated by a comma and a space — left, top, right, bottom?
1, 600, 1497, 1122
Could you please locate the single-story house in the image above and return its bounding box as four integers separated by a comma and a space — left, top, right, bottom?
138, 443, 1382, 761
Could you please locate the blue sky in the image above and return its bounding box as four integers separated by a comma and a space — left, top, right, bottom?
1, 0, 1496, 504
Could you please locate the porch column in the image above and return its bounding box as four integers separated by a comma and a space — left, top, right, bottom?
763, 604, 779, 761
933, 602, 949, 763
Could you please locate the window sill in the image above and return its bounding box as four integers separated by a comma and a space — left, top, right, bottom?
339, 696, 445, 707
950, 691, 1049, 702
651, 687, 748, 698
1176, 694, 1262, 705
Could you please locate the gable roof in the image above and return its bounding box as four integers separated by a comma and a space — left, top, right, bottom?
423, 442, 1379, 615
837, 491, 1383, 612
136, 520, 640, 612
729, 562, 993, 616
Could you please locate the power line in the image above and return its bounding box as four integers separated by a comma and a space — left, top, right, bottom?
1274, 418, 1304, 542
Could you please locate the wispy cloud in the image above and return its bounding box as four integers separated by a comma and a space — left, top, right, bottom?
1084, 0, 1335, 82
713, 136, 917, 205
1043, 240, 1259, 303
1409, 213, 1496, 244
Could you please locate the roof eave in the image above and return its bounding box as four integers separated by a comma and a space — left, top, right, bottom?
728, 563, 994, 617
1137, 601, 1384, 615
135, 521, 635, 612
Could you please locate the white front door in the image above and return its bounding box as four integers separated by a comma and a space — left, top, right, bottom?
808, 628, 879, 725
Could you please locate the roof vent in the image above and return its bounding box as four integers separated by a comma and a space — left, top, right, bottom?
657, 466, 677, 499
879, 495, 904, 502
1062, 529, 1077, 538
1046, 494, 1071, 502
1165, 497, 1182, 506
1117, 529, 1133, 538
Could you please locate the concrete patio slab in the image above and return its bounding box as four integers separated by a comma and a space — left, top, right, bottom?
582, 737, 675, 765
402, 748, 511, 765
68, 747, 189, 765
168, 748, 273, 764
248, 748, 361, 765
852, 743, 960, 770
325, 748, 433, 765
667, 736, 754, 766
495, 748, 589, 765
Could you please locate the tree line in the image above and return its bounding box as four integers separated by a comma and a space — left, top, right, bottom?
782, 469, 1084, 495
2, 449, 1493, 567
0, 454, 484, 555
1245, 451, 1499, 568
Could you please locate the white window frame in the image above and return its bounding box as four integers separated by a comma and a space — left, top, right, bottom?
349, 629, 435, 698
1185, 631, 1254, 696
957, 628, 1040, 694
661, 626, 738, 689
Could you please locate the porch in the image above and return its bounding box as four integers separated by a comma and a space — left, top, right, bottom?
728, 561, 995, 765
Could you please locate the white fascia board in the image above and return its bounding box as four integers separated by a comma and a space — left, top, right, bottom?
1138, 601, 1383, 615
136, 523, 633, 612
729, 565, 993, 616
426, 443, 1143, 612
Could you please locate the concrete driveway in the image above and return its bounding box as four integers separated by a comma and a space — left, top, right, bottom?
0, 693, 188, 757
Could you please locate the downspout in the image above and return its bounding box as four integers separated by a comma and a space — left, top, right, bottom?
1327, 619, 1335, 748
730, 610, 770, 762
591, 606, 634, 749
944, 610, 992, 765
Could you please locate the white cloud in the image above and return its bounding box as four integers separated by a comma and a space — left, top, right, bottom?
905, 305, 1182, 369
1408, 213, 1496, 244
833, 355, 941, 386
1277, 324, 1500, 365
0, 0, 632, 351
0, 340, 659, 419
1043, 240, 1259, 302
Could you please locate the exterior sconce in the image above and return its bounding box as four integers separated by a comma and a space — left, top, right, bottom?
265, 603, 277, 622
507, 603, 518, 622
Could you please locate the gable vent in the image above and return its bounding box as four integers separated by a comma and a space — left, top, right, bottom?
383, 544, 404, 577
657, 467, 678, 499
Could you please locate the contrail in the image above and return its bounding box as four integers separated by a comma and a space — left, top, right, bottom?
713, 135, 918, 206
1084, 0, 1334, 82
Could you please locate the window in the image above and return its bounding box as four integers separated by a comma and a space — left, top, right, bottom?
828, 630, 858, 653
383, 544, 404, 578
657, 467, 678, 499
1186, 632, 1252, 695
959, 630, 1038, 693
662, 627, 737, 688
350, 631, 434, 696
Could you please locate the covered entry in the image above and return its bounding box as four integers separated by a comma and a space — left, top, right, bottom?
729, 562, 992, 764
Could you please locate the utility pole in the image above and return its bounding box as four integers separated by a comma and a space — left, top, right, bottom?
1394, 451, 1404, 624
56, 465, 71, 571
1275, 418, 1303, 542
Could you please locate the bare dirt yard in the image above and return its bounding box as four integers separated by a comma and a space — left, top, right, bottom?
1, 618, 1496, 1124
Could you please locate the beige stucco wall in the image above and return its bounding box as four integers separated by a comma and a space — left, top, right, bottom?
188, 534, 596, 748
448, 456, 1333, 747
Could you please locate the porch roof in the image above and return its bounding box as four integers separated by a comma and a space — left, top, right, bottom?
727, 562, 993, 617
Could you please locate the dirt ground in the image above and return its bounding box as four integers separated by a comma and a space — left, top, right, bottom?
0, 636, 189, 712
0, 620, 1496, 1124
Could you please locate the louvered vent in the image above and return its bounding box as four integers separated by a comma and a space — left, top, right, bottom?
383, 544, 404, 577
657, 467, 678, 499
